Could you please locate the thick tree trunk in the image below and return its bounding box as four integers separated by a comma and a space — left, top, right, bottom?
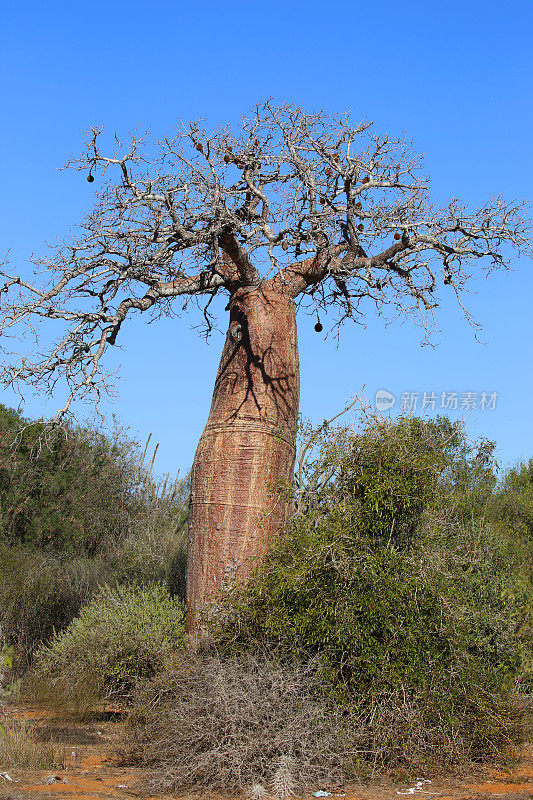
186, 285, 299, 640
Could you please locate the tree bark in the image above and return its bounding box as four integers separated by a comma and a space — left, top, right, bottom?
186, 284, 300, 641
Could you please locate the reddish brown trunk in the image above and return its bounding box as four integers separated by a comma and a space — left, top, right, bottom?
186, 285, 299, 640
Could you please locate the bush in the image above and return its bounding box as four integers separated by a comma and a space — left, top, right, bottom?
128, 649, 524, 795
0, 646, 20, 740
30, 583, 185, 715
0, 525, 188, 673
128, 651, 351, 794
490, 459, 533, 548
0, 645, 17, 701
0, 545, 112, 672
0, 404, 186, 557
207, 415, 532, 770
0, 404, 189, 668
0, 406, 129, 554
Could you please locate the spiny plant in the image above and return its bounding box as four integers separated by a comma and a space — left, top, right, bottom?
247, 784, 268, 800
271, 755, 296, 800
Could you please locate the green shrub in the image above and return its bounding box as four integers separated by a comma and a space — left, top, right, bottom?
0, 545, 115, 671
0, 406, 129, 554
0, 404, 189, 668
209, 414, 532, 769
0, 526, 187, 673
30, 583, 185, 715
295, 414, 497, 547
1, 645, 20, 739
0, 404, 186, 557
490, 459, 533, 548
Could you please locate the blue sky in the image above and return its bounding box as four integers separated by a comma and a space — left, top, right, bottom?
1, 0, 532, 479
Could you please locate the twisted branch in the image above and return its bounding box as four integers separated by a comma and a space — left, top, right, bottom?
0, 102, 530, 415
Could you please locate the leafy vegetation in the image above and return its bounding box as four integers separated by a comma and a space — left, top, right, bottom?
0, 404, 188, 669
1, 644, 20, 741
0, 404, 184, 555
491, 459, 533, 546
1, 400, 532, 782
204, 415, 532, 773
31, 583, 185, 715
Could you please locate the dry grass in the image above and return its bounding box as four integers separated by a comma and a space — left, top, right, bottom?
0, 718, 66, 770
28, 674, 103, 722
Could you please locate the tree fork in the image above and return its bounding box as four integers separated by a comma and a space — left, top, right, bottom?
185, 285, 300, 641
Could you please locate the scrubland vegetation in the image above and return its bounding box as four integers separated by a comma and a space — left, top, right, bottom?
0, 403, 532, 792
0, 405, 188, 672
30, 583, 184, 716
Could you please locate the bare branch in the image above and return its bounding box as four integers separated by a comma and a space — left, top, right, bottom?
1, 102, 531, 415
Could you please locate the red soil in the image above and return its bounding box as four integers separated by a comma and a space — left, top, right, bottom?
1, 704, 533, 800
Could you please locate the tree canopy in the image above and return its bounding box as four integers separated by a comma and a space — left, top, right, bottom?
1, 102, 531, 418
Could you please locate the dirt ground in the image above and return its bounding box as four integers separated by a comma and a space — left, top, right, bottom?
1, 704, 533, 800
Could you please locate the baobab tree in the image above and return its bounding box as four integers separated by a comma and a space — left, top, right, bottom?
0, 102, 531, 638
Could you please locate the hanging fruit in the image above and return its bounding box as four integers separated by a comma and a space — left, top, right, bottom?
87, 174, 94, 183
314, 321, 323, 333
362, 176, 370, 184
224, 155, 231, 164
325, 168, 332, 176
394, 232, 402, 240
196, 143, 204, 153
358, 223, 364, 231
355, 202, 362, 210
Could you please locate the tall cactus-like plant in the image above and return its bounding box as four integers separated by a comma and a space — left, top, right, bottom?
271, 755, 296, 800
